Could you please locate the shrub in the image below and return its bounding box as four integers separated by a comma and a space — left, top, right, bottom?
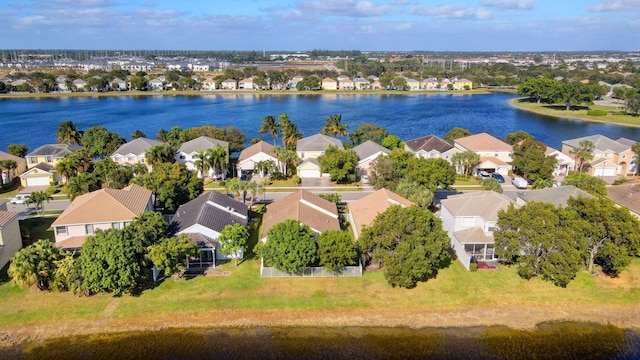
469, 263, 478, 272
49, 181, 58, 186
587, 109, 608, 116
271, 171, 286, 180
293, 175, 301, 184
219, 181, 225, 188
612, 178, 629, 185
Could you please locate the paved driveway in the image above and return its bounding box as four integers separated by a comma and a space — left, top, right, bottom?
299, 177, 332, 188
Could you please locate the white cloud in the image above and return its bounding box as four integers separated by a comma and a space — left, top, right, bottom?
295, 0, 395, 17
49, 0, 118, 7
394, 23, 411, 30
479, 0, 534, 11
588, 0, 640, 12
410, 5, 493, 20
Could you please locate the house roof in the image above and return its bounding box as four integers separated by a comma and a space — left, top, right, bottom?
453, 227, 494, 244
348, 188, 413, 237
517, 185, 594, 207
353, 141, 390, 160
0, 211, 18, 228
479, 156, 510, 166
607, 180, 640, 215
178, 136, 229, 154
562, 135, 631, 154
54, 236, 87, 249
184, 232, 217, 249
616, 138, 637, 147
112, 138, 163, 157
170, 191, 248, 235
455, 133, 512, 152
52, 184, 152, 226
261, 189, 340, 238
20, 163, 55, 177
26, 144, 80, 157
237, 141, 276, 163
441, 191, 512, 221
0, 150, 26, 165
405, 135, 453, 153
297, 134, 344, 152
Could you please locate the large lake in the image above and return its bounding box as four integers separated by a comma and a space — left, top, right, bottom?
2, 93, 640, 152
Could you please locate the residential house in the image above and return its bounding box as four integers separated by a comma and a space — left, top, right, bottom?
515, 185, 594, 208
440, 191, 512, 270
287, 76, 303, 90
296, 134, 344, 178
111, 78, 127, 91
370, 80, 382, 90
236, 141, 278, 178
176, 136, 229, 178
0, 150, 26, 185
405, 78, 420, 91
338, 78, 354, 90
440, 78, 451, 89
238, 78, 254, 90
607, 180, 640, 218
170, 191, 249, 269
321, 78, 337, 90
561, 135, 637, 177
348, 188, 413, 239
261, 189, 340, 242
0, 211, 21, 270
110, 137, 163, 170
353, 140, 390, 177
50, 184, 153, 249
454, 133, 513, 175
421, 78, 439, 90
72, 79, 87, 91
353, 78, 370, 90
221, 78, 237, 90
201, 77, 217, 91
148, 78, 164, 91
21, 144, 80, 186
546, 146, 575, 177
404, 135, 460, 163
453, 78, 473, 90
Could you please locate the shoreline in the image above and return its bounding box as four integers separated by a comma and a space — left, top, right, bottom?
1, 304, 639, 348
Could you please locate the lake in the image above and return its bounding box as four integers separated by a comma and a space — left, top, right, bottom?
2, 323, 639, 359
1, 93, 640, 152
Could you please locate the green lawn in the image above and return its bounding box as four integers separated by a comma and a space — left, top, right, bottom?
511, 98, 640, 127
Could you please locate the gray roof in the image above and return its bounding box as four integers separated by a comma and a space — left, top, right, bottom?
297, 134, 344, 152
562, 135, 632, 154
405, 135, 453, 153
112, 138, 163, 156
617, 137, 637, 147
516, 185, 594, 207
178, 136, 229, 154
171, 191, 248, 235
441, 191, 512, 221
27, 144, 80, 157
353, 140, 390, 160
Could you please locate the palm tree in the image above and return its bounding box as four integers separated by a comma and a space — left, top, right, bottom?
56, 120, 83, 145
8, 239, 60, 290
74, 147, 93, 173
131, 130, 146, 139
145, 144, 175, 166
271, 146, 285, 174
55, 157, 77, 184
282, 123, 302, 151
280, 149, 299, 177
258, 115, 281, 146
254, 159, 275, 178
25, 191, 53, 217
66, 173, 97, 200
205, 145, 228, 180
321, 114, 348, 137
248, 182, 265, 207
193, 150, 207, 178
569, 140, 595, 173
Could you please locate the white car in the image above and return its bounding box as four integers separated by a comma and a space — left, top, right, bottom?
361, 175, 370, 184
511, 177, 528, 189
10, 193, 31, 204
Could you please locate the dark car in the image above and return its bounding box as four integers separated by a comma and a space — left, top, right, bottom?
491, 173, 505, 183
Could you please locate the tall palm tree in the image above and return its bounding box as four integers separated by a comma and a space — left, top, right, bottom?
66, 173, 98, 201
280, 149, 299, 177
25, 191, 53, 217
56, 120, 83, 145
145, 144, 175, 166
55, 157, 78, 184
282, 123, 303, 151
321, 114, 348, 137
271, 146, 285, 174
248, 182, 265, 207
258, 115, 281, 146
205, 145, 228, 180
193, 150, 207, 178
569, 140, 595, 173
74, 147, 93, 173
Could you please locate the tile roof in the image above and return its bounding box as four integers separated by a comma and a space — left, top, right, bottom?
0, 150, 26, 165
562, 135, 632, 154
52, 184, 152, 226
353, 141, 390, 160
170, 191, 248, 234
261, 189, 340, 238
607, 180, 640, 215
348, 188, 413, 238
237, 141, 276, 163
405, 135, 453, 153
441, 191, 512, 221
455, 133, 512, 152
479, 156, 510, 166
297, 134, 344, 152
617, 137, 637, 147
54, 236, 87, 249
112, 138, 163, 156
178, 136, 229, 154
0, 211, 18, 227
517, 185, 594, 207
27, 144, 80, 157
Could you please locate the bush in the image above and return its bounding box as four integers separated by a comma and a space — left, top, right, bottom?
219, 181, 225, 187
271, 171, 286, 180
587, 109, 608, 116
49, 181, 58, 186
469, 263, 478, 272
293, 175, 301, 184
612, 178, 629, 185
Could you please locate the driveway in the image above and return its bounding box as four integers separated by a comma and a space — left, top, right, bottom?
299, 177, 332, 188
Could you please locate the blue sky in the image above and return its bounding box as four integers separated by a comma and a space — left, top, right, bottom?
2, 0, 639, 51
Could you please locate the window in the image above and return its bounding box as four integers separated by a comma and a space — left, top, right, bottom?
28, 157, 37, 164
494, 152, 499, 157
55, 226, 67, 236
46, 156, 53, 163
112, 222, 121, 230
180, 155, 185, 159
300, 152, 305, 159
85, 224, 94, 235
124, 221, 132, 227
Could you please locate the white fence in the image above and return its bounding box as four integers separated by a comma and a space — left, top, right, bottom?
260, 258, 363, 278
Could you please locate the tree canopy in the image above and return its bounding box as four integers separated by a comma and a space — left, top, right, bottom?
317, 145, 358, 183
147, 234, 199, 275
349, 123, 388, 145
444, 127, 471, 143
218, 223, 250, 266
260, 220, 317, 273
317, 230, 358, 272
81, 126, 125, 159
512, 137, 557, 182
133, 162, 203, 213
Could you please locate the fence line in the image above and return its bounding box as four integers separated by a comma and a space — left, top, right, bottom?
260, 258, 363, 278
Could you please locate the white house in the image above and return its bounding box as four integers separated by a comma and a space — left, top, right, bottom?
176, 136, 229, 178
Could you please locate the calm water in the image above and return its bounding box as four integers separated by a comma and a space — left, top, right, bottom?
1, 323, 639, 359
1, 93, 640, 152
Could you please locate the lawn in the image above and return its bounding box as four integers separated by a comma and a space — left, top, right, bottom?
511, 98, 640, 127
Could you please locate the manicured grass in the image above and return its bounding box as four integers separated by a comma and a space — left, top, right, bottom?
511, 98, 640, 127
454, 177, 480, 186
268, 179, 299, 187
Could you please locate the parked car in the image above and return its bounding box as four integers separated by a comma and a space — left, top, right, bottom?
361, 175, 370, 184
491, 173, 505, 183
478, 171, 491, 179
511, 177, 528, 189
10, 193, 31, 204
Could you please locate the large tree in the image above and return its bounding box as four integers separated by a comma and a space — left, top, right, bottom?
258, 115, 281, 146
563, 173, 607, 197
0, 159, 17, 188
56, 120, 83, 145
503, 130, 534, 145
66, 172, 100, 200
145, 144, 176, 166
317, 145, 358, 183
359, 205, 450, 288
551, 82, 595, 110
394, 179, 434, 206
512, 137, 557, 182
321, 114, 349, 137
8, 239, 60, 289
218, 223, 250, 266
317, 230, 358, 272
444, 127, 471, 144
349, 123, 388, 145
147, 234, 199, 275
517, 77, 557, 103
132, 162, 203, 212
260, 220, 317, 273
451, 150, 480, 177
24, 191, 53, 217
405, 157, 457, 192
7, 144, 28, 158
81, 125, 125, 159
495, 202, 584, 287
568, 140, 595, 173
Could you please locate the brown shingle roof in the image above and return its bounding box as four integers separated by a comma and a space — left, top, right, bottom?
52, 184, 152, 226
237, 141, 276, 162
453, 227, 494, 244
607, 180, 640, 215
0, 211, 18, 228
261, 189, 339, 238
455, 133, 512, 152
348, 189, 413, 238
405, 135, 453, 153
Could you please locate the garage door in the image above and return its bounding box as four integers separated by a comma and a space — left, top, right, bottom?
593, 167, 615, 177
26, 177, 50, 186
298, 169, 320, 178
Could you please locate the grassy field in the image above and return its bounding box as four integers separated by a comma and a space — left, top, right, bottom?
511, 98, 640, 127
